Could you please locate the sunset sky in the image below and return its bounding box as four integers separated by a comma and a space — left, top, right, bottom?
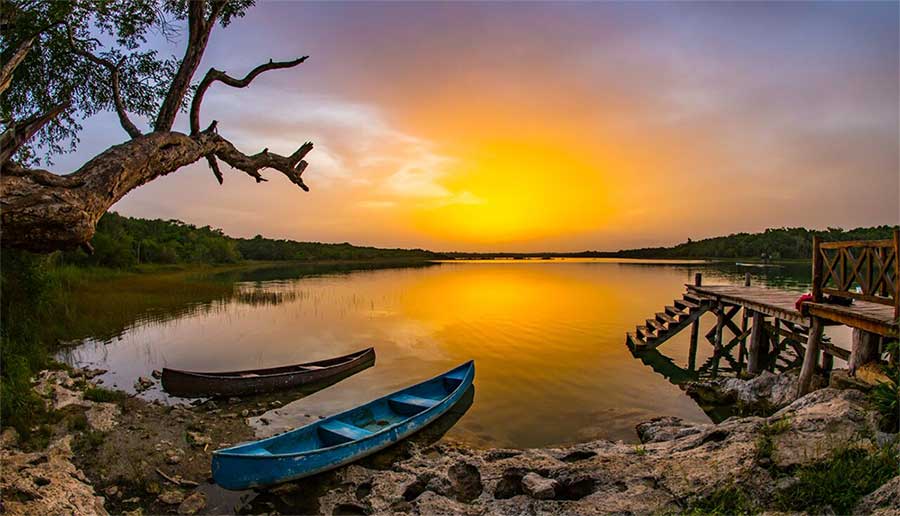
57, 2, 899, 252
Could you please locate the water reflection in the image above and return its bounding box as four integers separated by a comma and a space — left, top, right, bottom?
61, 259, 818, 448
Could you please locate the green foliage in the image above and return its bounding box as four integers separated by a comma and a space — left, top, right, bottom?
1, 0, 255, 164
775, 446, 899, 514
616, 226, 898, 260
235, 234, 441, 262
869, 360, 899, 432
0, 250, 55, 438
59, 212, 441, 268
83, 386, 127, 403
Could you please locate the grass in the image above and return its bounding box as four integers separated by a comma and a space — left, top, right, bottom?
682, 485, 757, 515
83, 386, 128, 403
755, 417, 791, 463
774, 446, 899, 514
685, 443, 898, 515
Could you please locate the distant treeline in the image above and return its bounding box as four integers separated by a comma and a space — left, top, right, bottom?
60, 214, 898, 267
60, 212, 442, 268
445, 226, 899, 261
612, 226, 898, 260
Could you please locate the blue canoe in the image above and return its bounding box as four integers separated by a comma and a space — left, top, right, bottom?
212, 361, 475, 490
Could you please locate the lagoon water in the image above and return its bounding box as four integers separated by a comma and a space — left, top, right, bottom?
62, 259, 816, 448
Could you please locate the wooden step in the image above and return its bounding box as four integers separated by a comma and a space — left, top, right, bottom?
626, 333, 645, 349
636, 325, 656, 341
646, 319, 666, 332
656, 312, 678, 325
664, 305, 683, 317
675, 298, 699, 310
683, 293, 704, 304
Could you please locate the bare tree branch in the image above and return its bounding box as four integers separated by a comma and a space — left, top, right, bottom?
154, 0, 226, 131
190, 56, 308, 135
0, 102, 71, 164
66, 30, 142, 139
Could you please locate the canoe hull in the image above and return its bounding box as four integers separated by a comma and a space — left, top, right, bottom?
212, 362, 475, 490
161, 348, 375, 398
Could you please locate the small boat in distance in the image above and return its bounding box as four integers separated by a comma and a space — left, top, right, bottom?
161, 347, 376, 398
212, 361, 475, 490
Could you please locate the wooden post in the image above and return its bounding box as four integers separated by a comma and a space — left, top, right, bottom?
688, 323, 699, 371
893, 228, 899, 319
738, 273, 751, 366
797, 317, 824, 397
687, 271, 702, 369
714, 303, 725, 352
747, 311, 767, 375
744, 272, 751, 287
849, 328, 882, 375
812, 235, 823, 302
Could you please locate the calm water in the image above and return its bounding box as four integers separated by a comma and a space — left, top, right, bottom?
62, 259, 819, 448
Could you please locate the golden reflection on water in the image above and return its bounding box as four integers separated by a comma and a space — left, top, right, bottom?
63, 260, 811, 447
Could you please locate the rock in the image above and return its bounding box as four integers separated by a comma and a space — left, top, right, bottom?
769, 388, 878, 468
1, 427, 20, 448
134, 376, 154, 392
86, 402, 120, 431
448, 461, 482, 503
83, 368, 107, 379
158, 488, 185, 505
104, 485, 119, 497
493, 468, 525, 499
854, 476, 900, 515
774, 476, 800, 492
686, 370, 799, 413
830, 369, 874, 391
240, 409, 250, 417
177, 491, 207, 515
228, 397, 240, 404
521, 472, 557, 500
636, 417, 706, 443
270, 400, 282, 407
0, 435, 108, 515
185, 431, 211, 448
165, 450, 183, 465
151, 369, 163, 379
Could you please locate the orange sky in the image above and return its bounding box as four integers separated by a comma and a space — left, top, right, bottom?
58, 3, 899, 252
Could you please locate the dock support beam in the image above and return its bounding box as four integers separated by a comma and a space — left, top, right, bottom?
688, 272, 702, 368
714, 304, 725, 352
797, 317, 824, 397
849, 329, 881, 375
747, 311, 768, 375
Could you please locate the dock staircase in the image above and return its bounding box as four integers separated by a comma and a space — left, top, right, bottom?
627, 292, 711, 350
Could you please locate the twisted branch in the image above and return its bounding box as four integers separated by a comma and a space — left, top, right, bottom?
190, 56, 308, 135
67, 30, 142, 138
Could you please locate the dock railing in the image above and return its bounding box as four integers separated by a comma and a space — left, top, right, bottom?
812, 228, 900, 318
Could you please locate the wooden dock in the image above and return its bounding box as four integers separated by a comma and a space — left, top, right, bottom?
627, 230, 899, 397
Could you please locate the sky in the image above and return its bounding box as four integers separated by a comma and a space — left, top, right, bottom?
55, 1, 899, 252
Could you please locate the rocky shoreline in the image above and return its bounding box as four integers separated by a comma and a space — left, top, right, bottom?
1, 367, 897, 515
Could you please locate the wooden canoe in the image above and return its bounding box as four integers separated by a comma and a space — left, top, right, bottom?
160, 347, 376, 398
212, 360, 475, 490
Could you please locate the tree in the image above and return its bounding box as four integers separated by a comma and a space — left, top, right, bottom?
0, 0, 314, 252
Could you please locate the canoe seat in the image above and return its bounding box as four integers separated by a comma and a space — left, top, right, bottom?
389, 394, 439, 416
443, 369, 467, 389
242, 448, 272, 456
319, 420, 373, 446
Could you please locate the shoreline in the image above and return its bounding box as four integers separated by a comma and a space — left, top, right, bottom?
2, 367, 897, 515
